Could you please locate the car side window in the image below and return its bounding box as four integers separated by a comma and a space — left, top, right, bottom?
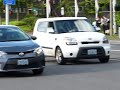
48, 22, 54, 29
37, 22, 48, 32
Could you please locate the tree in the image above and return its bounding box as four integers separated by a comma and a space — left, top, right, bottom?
56, 0, 74, 17
116, 0, 120, 26
99, 0, 109, 11
79, 0, 111, 18
0, 0, 4, 24
79, 0, 95, 17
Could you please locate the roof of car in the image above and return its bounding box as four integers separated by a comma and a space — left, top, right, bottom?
0, 25, 18, 28
36, 17, 87, 22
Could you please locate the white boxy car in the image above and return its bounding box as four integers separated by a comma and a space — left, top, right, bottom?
33, 17, 111, 65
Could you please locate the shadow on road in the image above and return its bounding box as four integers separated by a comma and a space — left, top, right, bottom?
0, 71, 44, 78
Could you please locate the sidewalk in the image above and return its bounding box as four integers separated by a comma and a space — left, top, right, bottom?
110, 40, 120, 44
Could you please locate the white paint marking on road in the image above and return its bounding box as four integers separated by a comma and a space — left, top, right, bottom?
111, 50, 120, 52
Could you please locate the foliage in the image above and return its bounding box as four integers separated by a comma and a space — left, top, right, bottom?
79, 0, 110, 17
98, 0, 109, 11
21, 16, 38, 30
57, 0, 74, 16
116, 12, 120, 26
8, 15, 38, 31
106, 34, 119, 40
79, 0, 95, 15
9, 21, 26, 26
19, 25, 32, 32
115, 1, 120, 26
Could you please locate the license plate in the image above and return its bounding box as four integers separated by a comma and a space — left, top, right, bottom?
88, 49, 97, 55
17, 59, 29, 65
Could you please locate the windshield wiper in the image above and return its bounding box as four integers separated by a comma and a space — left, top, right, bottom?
68, 29, 79, 33
78, 31, 87, 32
6, 39, 30, 41
0, 41, 6, 42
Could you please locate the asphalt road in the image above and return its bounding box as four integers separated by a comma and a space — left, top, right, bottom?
0, 40, 119, 90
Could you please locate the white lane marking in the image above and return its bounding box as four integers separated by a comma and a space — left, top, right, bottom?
111, 50, 120, 52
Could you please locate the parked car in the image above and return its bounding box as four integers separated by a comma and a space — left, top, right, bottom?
0, 25, 45, 75
33, 17, 111, 65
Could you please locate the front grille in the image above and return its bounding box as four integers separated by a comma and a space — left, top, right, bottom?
77, 47, 105, 58
81, 41, 99, 44
4, 62, 40, 70
3, 57, 42, 70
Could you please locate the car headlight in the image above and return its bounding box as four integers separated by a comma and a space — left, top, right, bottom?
103, 36, 109, 43
64, 37, 78, 45
34, 47, 43, 56
0, 51, 7, 58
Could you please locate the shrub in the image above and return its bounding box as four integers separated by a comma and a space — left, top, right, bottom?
22, 16, 38, 30
10, 21, 26, 26
116, 12, 120, 26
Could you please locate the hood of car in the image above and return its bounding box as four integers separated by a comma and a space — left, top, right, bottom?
0, 40, 39, 52
61, 32, 105, 42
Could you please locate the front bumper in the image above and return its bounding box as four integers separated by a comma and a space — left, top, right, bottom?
76, 46, 107, 59
62, 46, 110, 59
0, 54, 45, 72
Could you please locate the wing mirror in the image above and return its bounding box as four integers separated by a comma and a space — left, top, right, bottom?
31, 36, 37, 40
92, 21, 101, 32
95, 26, 101, 32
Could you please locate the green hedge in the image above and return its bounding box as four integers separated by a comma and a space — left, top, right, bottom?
22, 16, 38, 30
8, 16, 38, 32
116, 12, 120, 26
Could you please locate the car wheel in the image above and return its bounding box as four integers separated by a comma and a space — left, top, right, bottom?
32, 68, 44, 75
99, 56, 110, 63
55, 47, 66, 65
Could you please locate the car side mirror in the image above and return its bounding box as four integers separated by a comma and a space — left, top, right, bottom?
47, 27, 54, 34
31, 36, 37, 40
95, 27, 101, 32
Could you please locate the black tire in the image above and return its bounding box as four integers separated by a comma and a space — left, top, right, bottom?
99, 56, 110, 63
55, 47, 66, 65
32, 68, 44, 75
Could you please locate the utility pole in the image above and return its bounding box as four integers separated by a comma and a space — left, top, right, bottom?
110, 0, 113, 36
113, 0, 117, 34
95, 0, 99, 19
5, 4, 9, 25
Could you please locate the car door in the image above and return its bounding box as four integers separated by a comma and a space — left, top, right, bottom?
35, 21, 56, 56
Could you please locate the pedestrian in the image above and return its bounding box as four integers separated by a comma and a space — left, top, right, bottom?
96, 16, 101, 27
101, 16, 109, 34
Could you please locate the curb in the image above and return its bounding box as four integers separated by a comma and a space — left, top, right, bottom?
110, 40, 120, 44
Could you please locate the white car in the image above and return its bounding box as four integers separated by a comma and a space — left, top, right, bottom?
33, 17, 111, 65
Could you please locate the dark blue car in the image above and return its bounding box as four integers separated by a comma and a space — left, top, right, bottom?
0, 25, 45, 75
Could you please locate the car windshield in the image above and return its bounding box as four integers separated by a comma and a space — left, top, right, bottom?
0, 27, 30, 42
55, 19, 95, 33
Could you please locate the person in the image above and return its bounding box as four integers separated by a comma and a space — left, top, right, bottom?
101, 16, 109, 34
96, 17, 101, 27
92, 17, 101, 32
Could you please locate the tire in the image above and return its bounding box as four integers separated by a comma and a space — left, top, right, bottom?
99, 56, 110, 63
32, 68, 44, 75
55, 47, 66, 65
